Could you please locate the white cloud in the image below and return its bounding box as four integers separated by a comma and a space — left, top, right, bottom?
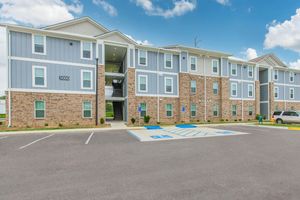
216, 0, 230, 6
289, 59, 300, 69
125, 34, 153, 46
0, 0, 83, 27
242, 48, 258, 60
92, 0, 118, 16
132, 0, 197, 18
264, 8, 300, 53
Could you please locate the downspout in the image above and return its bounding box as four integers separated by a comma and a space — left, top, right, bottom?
95, 58, 99, 126
241, 65, 244, 121
284, 71, 286, 110
7, 29, 11, 128
204, 55, 207, 122
157, 50, 160, 123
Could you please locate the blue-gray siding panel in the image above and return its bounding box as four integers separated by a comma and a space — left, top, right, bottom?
98, 44, 103, 64
135, 50, 157, 71
260, 85, 268, 101
260, 103, 268, 118
259, 69, 269, 83
221, 58, 229, 76
230, 81, 242, 98
242, 83, 255, 99
11, 60, 95, 92
180, 52, 188, 72
135, 71, 157, 94
130, 49, 133, 67
11, 31, 96, 65
159, 74, 178, 96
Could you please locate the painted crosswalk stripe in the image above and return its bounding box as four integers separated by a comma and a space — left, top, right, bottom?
19, 134, 55, 150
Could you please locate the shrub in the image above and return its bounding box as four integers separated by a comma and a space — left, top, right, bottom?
58, 123, 63, 127
234, 119, 238, 122
76, 123, 79, 126
221, 119, 225, 122
207, 120, 211, 123
0, 122, 3, 126
263, 115, 267, 120
131, 118, 136, 124
144, 115, 151, 124
248, 119, 251, 121
100, 118, 105, 124
238, 119, 242, 122
26, 125, 31, 128
226, 119, 229, 122
0, 114, 6, 119
157, 121, 160, 124
44, 123, 48, 127
197, 120, 200, 122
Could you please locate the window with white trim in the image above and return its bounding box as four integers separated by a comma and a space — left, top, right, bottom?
81, 41, 92, 59
231, 63, 237, 76
165, 77, 173, 93
231, 83, 237, 97
289, 72, 294, 83
248, 84, 254, 97
83, 101, 92, 118
274, 70, 278, 81
33, 66, 46, 87
212, 59, 219, 75
139, 50, 147, 66
290, 88, 295, 99
213, 82, 219, 95
166, 104, 173, 117
213, 104, 219, 117
191, 80, 196, 94
165, 53, 173, 69
248, 106, 253, 116
190, 56, 197, 71
274, 87, 279, 99
140, 103, 147, 117
191, 104, 196, 117
138, 75, 147, 92
248, 66, 253, 78
81, 70, 92, 89
231, 105, 237, 116
35, 100, 45, 119
33, 34, 46, 54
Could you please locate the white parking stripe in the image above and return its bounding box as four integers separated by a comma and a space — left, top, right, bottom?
85, 132, 94, 145
0, 136, 8, 140
18, 134, 55, 150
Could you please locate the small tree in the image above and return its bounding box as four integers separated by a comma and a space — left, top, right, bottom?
100, 118, 105, 125
144, 115, 151, 124
131, 118, 136, 124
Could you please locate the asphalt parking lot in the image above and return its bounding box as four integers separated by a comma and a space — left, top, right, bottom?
1, 125, 300, 200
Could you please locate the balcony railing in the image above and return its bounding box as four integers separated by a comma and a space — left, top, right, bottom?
105, 86, 124, 98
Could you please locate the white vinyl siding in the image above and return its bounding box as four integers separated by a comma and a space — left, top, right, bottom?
81, 70, 93, 89
32, 34, 46, 55
32, 66, 47, 87
81, 41, 92, 60
138, 75, 148, 92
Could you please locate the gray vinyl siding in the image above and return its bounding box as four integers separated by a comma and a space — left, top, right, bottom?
98, 44, 103, 64
259, 69, 269, 83
11, 60, 95, 92
285, 86, 300, 100
180, 51, 188, 72
221, 58, 229, 76
159, 74, 178, 96
260, 103, 268, 118
136, 71, 157, 95
260, 85, 268, 101
130, 49, 134, 67
135, 50, 157, 71
230, 81, 255, 99
230, 81, 241, 98
274, 70, 285, 84
11, 31, 96, 65
242, 83, 255, 99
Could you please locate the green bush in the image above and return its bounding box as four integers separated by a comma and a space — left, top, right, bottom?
100, 118, 105, 124
207, 120, 211, 123
58, 123, 63, 127
256, 114, 261, 120
44, 123, 48, 127
220, 119, 225, 122
131, 118, 136, 124
144, 115, 151, 124
0, 114, 6, 119
157, 121, 160, 124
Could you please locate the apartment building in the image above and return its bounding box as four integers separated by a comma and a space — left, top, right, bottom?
0, 17, 299, 127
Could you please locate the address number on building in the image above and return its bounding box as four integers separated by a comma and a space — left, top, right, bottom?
59, 76, 70, 81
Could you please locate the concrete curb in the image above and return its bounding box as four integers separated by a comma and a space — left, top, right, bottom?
243, 124, 289, 130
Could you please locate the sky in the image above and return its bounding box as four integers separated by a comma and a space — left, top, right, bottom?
1, 0, 300, 73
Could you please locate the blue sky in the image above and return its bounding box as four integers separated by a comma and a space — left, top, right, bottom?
1, 0, 300, 67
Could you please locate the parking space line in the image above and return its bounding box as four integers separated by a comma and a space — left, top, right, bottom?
0, 136, 8, 140
85, 132, 94, 145
18, 134, 55, 150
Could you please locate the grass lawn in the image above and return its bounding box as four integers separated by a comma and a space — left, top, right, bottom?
257, 122, 300, 128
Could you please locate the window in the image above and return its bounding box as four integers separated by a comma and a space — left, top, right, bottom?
35, 100, 45, 119
139, 49, 147, 66
140, 103, 147, 117
231, 83, 237, 97
212, 59, 219, 75
138, 75, 148, 92
231, 105, 237, 116
83, 101, 92, 118
32, 34, 46, 54
190, 56, 197, 71
213, 82, 219, 95
274, 87, 279, 99
274, 70, 278, 81
231, 63, 237, 76
81, 70, 93, 89
191, 80, 196, 94
165, 53, 173, 69
81, 41, 92, 59
290, 72, 294, 83
248, 106, 253, 116
290, 88, 295, 99
248, 66, 253, 78
165, 77, 173, 93
213, 104, 219, 117
32, 66, 46, 87
248, 84, 254, 98
166, 104, 173, 117
191, 104, 197, 117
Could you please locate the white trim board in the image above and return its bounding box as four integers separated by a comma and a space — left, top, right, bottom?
8, 88, 95, 95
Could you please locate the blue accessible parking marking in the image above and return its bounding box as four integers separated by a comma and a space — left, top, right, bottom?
151, 135, 173, 139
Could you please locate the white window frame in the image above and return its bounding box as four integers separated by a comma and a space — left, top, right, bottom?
166, 104, 173, 117
34, 100, 46, 119
191, 104, 197, 117
213, 82, 219, 95
190, 56, 197, 72
248, 66, 254, 78
213, 104, 219, 117
81, 41, 93, 60
139, 103, 147, 118
231, 82, 238, 97
231, 105, 237, 116
191, 80, 196, 94
289, 72, 295, 83
274, 69, 279, 81
81, 70, 93, 90
32, 66, 47, 88
138, 75, 148, 92
164, 77, 173, 94
274, 87, 279, 99
32, 34, 46, 55
212, 59, 219, 75
164, 53, 173, 69
231, 63, 237, 76
248, 105, 253, 116
248, 84, 254, 98
289, 88, 295, 99
138, 49, 148, 66
82, 101, 92, 118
